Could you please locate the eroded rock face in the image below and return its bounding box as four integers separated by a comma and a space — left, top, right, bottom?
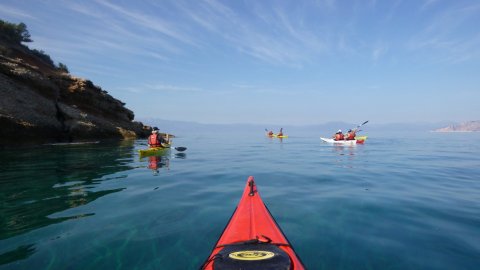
0, 43, 150, 145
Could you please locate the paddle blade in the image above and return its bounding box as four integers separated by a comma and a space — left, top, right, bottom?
175, 147, 187, 152
362, 120, 369, 125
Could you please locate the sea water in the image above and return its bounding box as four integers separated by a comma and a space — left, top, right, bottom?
0, 131, 479, 269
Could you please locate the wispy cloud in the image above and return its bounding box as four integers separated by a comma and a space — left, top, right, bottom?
47, 1, 191, 59
173, 0, 328, 66
408, 2, 480, 63
137, 83, 202, 93
0, 4, 36, 20
372, 41, 388, 63
231, 83, 257, 89
272, 6, 327, 52
421, 0, 440, 10
383, 0, 404, 21
6, 0, 478, 73
23, 0, 189, 77
116, 83, 203, 95
94, 0, 197, 47
314, 0, 337, 10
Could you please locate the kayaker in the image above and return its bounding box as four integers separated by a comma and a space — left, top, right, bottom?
148, 127, 168, 147
267, 130, 274, 136
345, 129, 356, 140
333, 129, 344, 141
277, 128, 283, 137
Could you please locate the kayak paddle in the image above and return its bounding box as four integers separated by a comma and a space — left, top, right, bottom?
353, 120, 369, 132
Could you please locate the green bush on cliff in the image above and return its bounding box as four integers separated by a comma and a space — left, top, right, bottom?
1, 19, 67, 72
57, 62, 69, 73
31, 49, 55, 67
0, 19, 32, 43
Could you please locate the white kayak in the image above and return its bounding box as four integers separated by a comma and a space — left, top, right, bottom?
320, 137, 366, 145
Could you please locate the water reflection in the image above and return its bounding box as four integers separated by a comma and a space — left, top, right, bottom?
140, 150, 187, 175
265, 137, 284, 143
0, 244, 35, 266
0, 141, 136, 263
330, 145, 359, 168
174, 152, 187, 159
147, 155, 170, 175
332, 145, 357, 156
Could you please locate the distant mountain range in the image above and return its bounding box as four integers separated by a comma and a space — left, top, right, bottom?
433, 121, 480, 132
137, 118, 461, 136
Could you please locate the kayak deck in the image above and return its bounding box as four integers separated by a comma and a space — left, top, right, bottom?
138, 144, 171, 157
201, 176, 305, 269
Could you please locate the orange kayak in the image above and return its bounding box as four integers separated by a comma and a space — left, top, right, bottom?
200, 176, 305, 269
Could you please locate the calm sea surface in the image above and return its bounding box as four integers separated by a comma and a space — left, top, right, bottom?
1, 131, 479, 269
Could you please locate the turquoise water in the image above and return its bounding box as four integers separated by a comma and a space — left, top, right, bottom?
1, 132, 479, 269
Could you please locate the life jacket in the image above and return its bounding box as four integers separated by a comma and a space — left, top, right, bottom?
148, 133, 162, 147
345, 132, 356, 140
268, 131, 273, 136
277, 133, 283, 137
334, 133, 344, 141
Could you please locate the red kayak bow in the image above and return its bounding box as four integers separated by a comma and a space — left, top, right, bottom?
200, 176, 305, 270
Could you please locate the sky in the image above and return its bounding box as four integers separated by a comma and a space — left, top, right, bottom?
1, 0, 479, 125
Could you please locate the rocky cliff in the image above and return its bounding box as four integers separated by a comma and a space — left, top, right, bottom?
434, 121, 480, 132
0, 35, 150, 146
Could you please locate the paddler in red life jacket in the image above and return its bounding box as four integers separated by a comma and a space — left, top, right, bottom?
148, 127, 167, 148
333, 129, 344, 141
345, 129, 356, 140
277, 128, 283, 137
267, 130, 274, 136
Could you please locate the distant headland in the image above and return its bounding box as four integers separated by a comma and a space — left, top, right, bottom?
0, 20, 151, 146
433, 121, 480, 132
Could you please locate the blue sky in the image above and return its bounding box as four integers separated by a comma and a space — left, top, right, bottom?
1, 0, 479, 125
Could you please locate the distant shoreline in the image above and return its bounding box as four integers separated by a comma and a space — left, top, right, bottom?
430, 130, 477, 133
432, 120, 480, 132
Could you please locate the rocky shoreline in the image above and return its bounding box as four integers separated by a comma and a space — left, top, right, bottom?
0, 27, 150, 146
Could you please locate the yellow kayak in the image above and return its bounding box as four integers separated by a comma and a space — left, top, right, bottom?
268, 134, 288, 138
138, 144, 171, 157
